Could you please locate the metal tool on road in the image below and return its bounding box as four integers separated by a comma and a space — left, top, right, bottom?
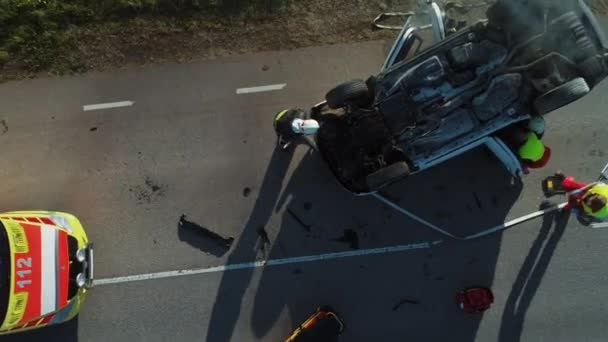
374, 192, 567, 240
285, 306, 344, 342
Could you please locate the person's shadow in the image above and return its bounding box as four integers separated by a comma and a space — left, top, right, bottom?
498, 205, 570, 342
205, 136, 526, 341
204, 146, 296, 342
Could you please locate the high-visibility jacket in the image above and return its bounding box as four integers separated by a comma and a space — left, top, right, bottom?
518, 132, 545, 162
582, 184, 608, 218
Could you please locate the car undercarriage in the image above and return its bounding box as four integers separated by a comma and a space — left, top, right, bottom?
311, 0, 608, 194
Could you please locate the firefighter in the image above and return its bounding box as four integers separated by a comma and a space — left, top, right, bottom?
501, 116, 552, 173
274, 109, 319, 148
555, 174, 608, 222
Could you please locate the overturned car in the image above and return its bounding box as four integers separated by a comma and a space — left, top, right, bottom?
277, 0, 608, 194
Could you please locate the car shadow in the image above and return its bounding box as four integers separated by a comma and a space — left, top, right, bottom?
245, 143, 523, 341
0, 316, 79, 342
498, 205, 570, 342
204, 146, 296, 342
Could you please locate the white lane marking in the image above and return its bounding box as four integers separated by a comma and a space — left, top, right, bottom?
83, 101, 135, 111
236, 83, 287, 94
93, 240, 442, 286
40, 226, 58, 314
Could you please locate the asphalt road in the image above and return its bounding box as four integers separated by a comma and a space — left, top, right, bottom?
2, 22, 608, 342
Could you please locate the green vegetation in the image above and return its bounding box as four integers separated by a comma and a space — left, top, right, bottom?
0, 0, 286, 74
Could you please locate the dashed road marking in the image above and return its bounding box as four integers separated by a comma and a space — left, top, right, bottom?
83, 101, 135, 111
93, 240, 442, 286
236, 83, 287, 94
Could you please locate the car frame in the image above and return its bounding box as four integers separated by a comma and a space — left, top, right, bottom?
306, 0, 608, 195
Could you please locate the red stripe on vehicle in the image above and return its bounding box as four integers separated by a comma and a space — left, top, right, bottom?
13, 217, 26, 222
39, 217, 54, 225
38, 314, 54, 326
17, 223, 43, 323
9, 322, 27, 331
25, 217, 41, 223
56, 231, 69, 307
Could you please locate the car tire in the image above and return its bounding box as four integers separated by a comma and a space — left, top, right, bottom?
551, 12, 595, 61
534, 77, 590, 115
365, 161, 410, 191
579, 56, 607, 87
325, 79, 370, 109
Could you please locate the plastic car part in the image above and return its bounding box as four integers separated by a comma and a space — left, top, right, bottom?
325, 79, 370, 109
533, 77, 590, 115
365, 161, 411, 191
473, 73, 522, 121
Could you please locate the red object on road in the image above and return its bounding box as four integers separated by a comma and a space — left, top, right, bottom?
455, 287, 494, 313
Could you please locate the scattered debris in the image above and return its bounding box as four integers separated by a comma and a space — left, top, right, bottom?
435, 276, 445, 281
392, 299, 420, 311
243, 187, 252, 198
434, 211, 453, 221
472, 192, 483, 210
287, 208, 312, 232
293, 268, 302, 275
132, 177, 165, 204
0, 120, 7, 135
145, 177, 161, 192
303, 202, 312, 211
257, 226, 271, 252
423, 263, 431, 279
433, 184, 447, 192
153, 239, 158, 245
90, 127, 98, 132
262, 65, 270, 71
333, 229, 359, 250
491, 195, 499, 208
178, 214, 234, 251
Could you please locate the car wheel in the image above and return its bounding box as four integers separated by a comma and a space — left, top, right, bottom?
551, 12, 596, 61
325, 79, 370, 109
534, 77, 590, 115
579, 56, 607, 87
365, 161, 410, 191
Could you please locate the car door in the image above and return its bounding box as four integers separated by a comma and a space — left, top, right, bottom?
382, 1, 446, 70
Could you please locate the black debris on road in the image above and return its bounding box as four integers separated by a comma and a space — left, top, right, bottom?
243, 187, 252, 198
0, 120, 8, 134
178, 214, 234, 252
333, 229, 360, 250
131, 177, 165, 204
392, 299, 420, 311
257, 226, 271, 252
287, 208, 312, 232
303, 202, 312, 211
